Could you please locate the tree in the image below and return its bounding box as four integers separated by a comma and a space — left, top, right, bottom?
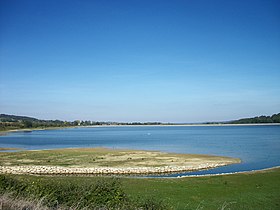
23, 120, 33, 128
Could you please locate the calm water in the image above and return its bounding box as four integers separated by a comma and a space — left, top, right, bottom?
1, 125, 280, 177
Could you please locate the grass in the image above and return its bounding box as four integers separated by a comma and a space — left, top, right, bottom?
0, 194, 50, 210
123, 168, 280, 209
1, 168, 279, 209
0, 174, 168, 209
0, 148, 278, 209
0, 147, 240, 168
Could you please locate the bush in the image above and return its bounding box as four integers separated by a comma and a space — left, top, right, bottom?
0, 175, 126, 208
0, 175, 169, 209
139, 197, 170, 210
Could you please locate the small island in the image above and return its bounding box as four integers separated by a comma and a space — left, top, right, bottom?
0, 148, 240, 175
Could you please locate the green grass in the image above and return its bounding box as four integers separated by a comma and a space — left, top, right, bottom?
0, 174, 168, 209
1, 168, 279, 209
123, 168, 280, 209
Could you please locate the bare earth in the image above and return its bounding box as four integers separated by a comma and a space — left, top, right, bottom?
0, 147, 240, 175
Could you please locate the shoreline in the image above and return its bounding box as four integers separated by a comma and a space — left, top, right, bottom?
1, 165, 279, 178
0, 126, 76, 135
176, 165, 280, 178
0, 163, 231, 175
0, 147, 240, 176
1, 123, 279, 134
0, 146, 278, 177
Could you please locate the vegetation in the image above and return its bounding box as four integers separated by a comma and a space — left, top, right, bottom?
229, 113, 280, 124
1, 113, 279, 131
0, 175, 168, 210
0, 168, 279, 209
0, 114, 164, 131
0, 147, 239, 168
0, 114, 75, 131
125, 168, 280, 209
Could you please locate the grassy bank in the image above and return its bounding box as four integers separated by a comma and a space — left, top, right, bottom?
0, 168, 279, 209
123, 168, 280, 209
0, 174, 168, 210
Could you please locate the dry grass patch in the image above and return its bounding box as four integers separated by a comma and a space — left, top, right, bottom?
0, 147, 240, 170
0, 147, 21, 151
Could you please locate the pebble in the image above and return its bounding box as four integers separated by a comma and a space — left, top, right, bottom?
0, 163, 227, 175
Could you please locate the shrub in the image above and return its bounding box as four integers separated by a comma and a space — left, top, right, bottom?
0, 175, 168, 209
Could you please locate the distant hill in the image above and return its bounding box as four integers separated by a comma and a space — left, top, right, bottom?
229, 113, 280, 124
0, 114, 40, 122
0, 114, 65, 124
0, 114, 71, 131
1, 113, 279, 131
0, 114, 163, 131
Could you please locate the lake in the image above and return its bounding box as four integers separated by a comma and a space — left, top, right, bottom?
0, 125, 279, 177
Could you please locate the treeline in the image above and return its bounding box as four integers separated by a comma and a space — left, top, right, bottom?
0, 114, 163, 131
1, 113, 279, 131
229, 113, 280, 124
0, 114, 75, 131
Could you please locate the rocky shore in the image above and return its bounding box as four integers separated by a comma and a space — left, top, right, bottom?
0, 163, 228, 175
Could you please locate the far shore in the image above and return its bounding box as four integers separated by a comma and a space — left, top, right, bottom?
1, 123, 279, 135
85, 123, 280, 127
0, 126, 75, 135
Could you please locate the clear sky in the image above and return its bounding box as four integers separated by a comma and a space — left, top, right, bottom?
0, 0, 280, 123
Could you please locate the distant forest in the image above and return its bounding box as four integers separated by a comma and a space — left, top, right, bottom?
0, 114, 162, 131
229, 113, 280, 124
0, 113, 279, 131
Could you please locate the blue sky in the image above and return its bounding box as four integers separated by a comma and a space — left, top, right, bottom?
0, 0, 280, 122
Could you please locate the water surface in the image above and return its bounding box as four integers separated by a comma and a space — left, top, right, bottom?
0, 125, 279, 177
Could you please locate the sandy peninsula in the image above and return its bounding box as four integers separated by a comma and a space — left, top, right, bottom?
0, 147, 240, 175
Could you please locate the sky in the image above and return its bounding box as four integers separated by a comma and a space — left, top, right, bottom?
0, 0, 280, 123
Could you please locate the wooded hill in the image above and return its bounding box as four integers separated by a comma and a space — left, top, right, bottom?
229, 113, 280, 124
0, 114, 76, 131
0, 114, 162, 131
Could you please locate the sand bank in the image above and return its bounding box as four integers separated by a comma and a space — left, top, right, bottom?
0, 148, 240, 175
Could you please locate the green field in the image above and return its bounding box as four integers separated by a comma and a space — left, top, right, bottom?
123, 168, 280, 209
1, 168, 279, 209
